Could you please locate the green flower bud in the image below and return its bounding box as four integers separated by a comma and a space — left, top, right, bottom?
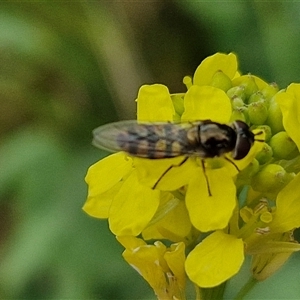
266, 98, 284, 134
285, 147, 300, 160
171, 94, 185, 116
255, 143, 273, 164
269, 131, 297, 159
231, 97, 245, 109
251, 125, 272, 142
242, 107, 249, 123
232, 74, 259, 99
251, 164, 292, 194
248, 100, 268, 125
230, 107, 247, 122
260, 82, 279, 103
237, 158, 260, 184
248, 91, 265, 104
227, 86, 246, 101
210, 70, 232, 92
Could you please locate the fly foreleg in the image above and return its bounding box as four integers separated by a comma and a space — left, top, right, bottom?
152, 156, 189, 189
201, 159, 212, 197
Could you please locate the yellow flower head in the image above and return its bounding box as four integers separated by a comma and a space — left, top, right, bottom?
84, 52, 300, 298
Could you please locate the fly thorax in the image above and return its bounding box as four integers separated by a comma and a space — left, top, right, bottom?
199, 123, 236, 157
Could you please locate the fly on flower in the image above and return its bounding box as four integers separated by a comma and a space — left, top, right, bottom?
92, 120, 264, 194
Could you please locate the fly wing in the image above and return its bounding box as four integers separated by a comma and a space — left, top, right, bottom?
92, 120, 194, 158
92, 120, 136, 153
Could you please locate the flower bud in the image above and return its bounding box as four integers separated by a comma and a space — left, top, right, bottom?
251, 164, 291, 194
266, 98, 284, 134
232, 74, 259, 99
231, 97, 245, 109
251, 125, 272, 142
261, 83, 279, 103
269, 131, 297, 159
237, 158, 260, 185
248, 91, 265, 104
252, 252, 292, 281
248, 100, 268, 125
227, 86, 246, 101
255, 143, 273, 164
230, 107, 247, 122
209, 70, 232, 92
171, 94, 185, 116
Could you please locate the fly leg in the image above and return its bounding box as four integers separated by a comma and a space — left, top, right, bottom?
152, 156, 189, 189
224, 156, 240, 172
201, 159, 212, 197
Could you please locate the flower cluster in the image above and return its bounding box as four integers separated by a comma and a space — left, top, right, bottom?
84, 53, 300, 299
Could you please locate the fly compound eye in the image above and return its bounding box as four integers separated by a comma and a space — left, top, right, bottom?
231, 120, 255, 160
232, 138, 252, 159
233, 120, 250, 132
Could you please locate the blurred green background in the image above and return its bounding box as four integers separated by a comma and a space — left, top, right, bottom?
1, 2, 300, 299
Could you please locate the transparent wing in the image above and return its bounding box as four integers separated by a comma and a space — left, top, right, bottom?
92, 120, 196, 158
92, 120, 140, 153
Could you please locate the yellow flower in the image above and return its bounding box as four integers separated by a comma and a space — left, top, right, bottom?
85, 54, 264, 235
181, 85, 232, 122
185, 230, 244, 288
270, 171, 300, 233
117, 236, 186, 300
186, 172, 300, 288
83, 152, 132, 218
137, 84, 175, 122
133, 82, 264, 233
84, 52, 296, 299
142, 192, 192, 242
276, 83, 300, 150
193, 52, 239, 86
84, 52, 265, 236
84, 152, 160, 236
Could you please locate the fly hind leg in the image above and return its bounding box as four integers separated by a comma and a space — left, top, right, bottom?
152, 157, 189, 189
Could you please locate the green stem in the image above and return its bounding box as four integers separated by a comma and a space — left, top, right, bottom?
200, 282, 226, 300
194, 284, 201, 300
234, 276, 257, 300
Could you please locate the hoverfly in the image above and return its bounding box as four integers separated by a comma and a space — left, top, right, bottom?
92, 120, 263, 195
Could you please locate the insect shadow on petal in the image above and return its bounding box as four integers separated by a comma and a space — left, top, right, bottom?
92, 120, 264, 196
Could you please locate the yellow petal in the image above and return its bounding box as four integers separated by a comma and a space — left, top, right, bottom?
137, 84, 175, 122
122, 242, 168, 293
181, 85, 231, 123
193, 53, 238, 86
164, 242, 186, 290
185, 231, 244, 287
83, 181, 122, 218
134, 156, 195, 191
116, 235, 146, 249
276, 83, 300, 150
85, 152, 132, 195
142, 196, 192, 241
186, 167, 236, 232
271, 172, 300, 232
109, 169, 160, 236
83, 153, 133, 218
232, 75, 269, 90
